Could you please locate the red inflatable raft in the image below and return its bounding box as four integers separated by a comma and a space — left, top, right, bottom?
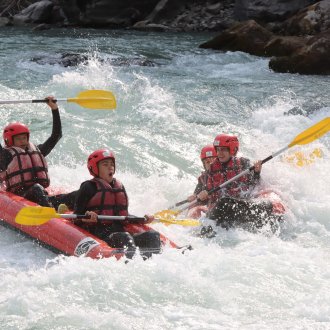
0, 190, 179, 259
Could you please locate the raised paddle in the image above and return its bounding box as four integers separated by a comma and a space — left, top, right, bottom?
177, 117, 330, 212
15, 206, 200, 227
0, 90, 116, 110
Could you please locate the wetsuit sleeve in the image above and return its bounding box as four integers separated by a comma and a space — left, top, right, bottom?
74, 181, 97, 215
0, 144, 13, 171
37, 109, 62, 157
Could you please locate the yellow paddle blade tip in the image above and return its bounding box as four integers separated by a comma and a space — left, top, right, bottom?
162, 218, 201, 227
67, 97, 116, 110
67, 90, 117, 110
15, 206, 57, 226
289, 117, 330, 147
154, 210, 181, 217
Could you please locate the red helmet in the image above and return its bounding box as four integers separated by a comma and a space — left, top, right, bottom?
87, 148, 115, 177
200, 145, 217, 160
3, 122, 30, 147
213, 134, 239, 156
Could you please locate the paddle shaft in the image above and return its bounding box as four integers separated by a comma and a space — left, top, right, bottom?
204, 117, 330, 201
0, 98, 107, 105
175, 147, 286, 211
60, 214, 146, 222
168, 147, 288, 211
181, 145, 290, 211
0, 99, 65, 105
209, 145, 288, 194
0, 90, 116, 109
168, 199, 189, 209
62, 214, 193, 225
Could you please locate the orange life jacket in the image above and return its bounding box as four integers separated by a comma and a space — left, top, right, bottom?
2, 143, 49, 193
86, 177, 129, 217
206, 156, 254, 204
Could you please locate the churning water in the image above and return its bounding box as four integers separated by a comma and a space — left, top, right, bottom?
0, 27, 329, 329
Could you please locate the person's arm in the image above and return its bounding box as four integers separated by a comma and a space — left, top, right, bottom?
240, 157, 261, 186
74, 181, 97, 216
187, 176, 205, 202
0, 144, 13, 171
194, 171, 208, 195
38, 97, 62, 157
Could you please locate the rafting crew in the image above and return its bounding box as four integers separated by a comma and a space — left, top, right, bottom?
0, 97, 61, 206
198, 134, 259, 203
193, 134, 278, 231
70, 148, 161, 259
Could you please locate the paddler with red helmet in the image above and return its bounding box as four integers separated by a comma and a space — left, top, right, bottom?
72, 148, 160, 259
0, 97, 61, 206
187, 144, 217, 203
185, 145, 217, 218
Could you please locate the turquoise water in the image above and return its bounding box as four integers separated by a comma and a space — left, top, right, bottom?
0, 27, 329, 329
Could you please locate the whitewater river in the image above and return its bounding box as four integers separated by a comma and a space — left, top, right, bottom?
0, 27, 329, 329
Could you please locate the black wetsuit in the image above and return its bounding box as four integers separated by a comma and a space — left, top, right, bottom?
0, 109, 62, 206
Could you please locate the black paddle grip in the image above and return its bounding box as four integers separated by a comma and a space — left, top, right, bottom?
32, 99, 57, 103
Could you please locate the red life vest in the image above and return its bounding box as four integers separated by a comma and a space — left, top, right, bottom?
206, 156, 253, 203
86, 177, 129, 217
2, 143, 50, 193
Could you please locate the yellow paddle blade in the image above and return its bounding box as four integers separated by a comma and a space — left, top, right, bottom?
285, 148, 323, 166
289, 117, 330, 147
156, 217, 201, 227
15, 206, 59, 226
155, 210, 181, 217
67, 90, 116, 110
153, 210, 201, 227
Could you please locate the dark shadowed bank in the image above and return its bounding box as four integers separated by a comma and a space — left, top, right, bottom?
0, 0, 329, 75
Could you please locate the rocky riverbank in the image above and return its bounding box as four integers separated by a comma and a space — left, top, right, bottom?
200, 1, 330, 75
0, 0, 329, 75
